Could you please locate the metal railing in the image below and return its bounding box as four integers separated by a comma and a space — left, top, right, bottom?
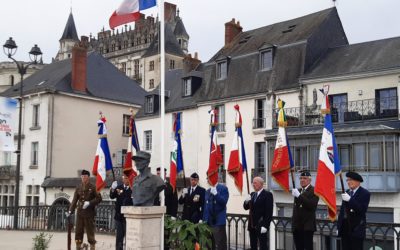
1, 205, 399, 249
253, 118, 266, 129
0, 165, 16, 179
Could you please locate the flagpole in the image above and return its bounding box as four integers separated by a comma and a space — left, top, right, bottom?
339, 172, 345, 193
290, 169, 296, 189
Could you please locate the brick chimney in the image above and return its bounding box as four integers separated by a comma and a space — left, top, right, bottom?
225, 18, 242, 45
71, 36, 88, 92
183, 53, 201, 73
164, 2, 177, 23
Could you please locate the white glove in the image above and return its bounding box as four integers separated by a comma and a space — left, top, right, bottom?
182, 188, 188, 196
245, 194, 251, 202
111, 181, 118, 190
210, 187, 218, 195
199, 219, 203, 223
260, 227, 267, 234
341, 193, 351, 202
82, 201, 90, 209
292, 189, 300, 198
65, 211, 71, 217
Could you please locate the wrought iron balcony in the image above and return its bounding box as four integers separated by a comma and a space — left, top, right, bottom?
0, 165, 16, 180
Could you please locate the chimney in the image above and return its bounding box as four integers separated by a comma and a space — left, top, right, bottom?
225, 18, 242, 45
183, 53, 201, 73
71, 36, 88, 92
164, 2, 177, 23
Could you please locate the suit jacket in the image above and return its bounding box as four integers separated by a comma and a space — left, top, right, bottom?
292, 185, 319, 232
338, 186, 370, 239
154, 181, 178, 217
243, 189, 273, 231
110, 184, 133, 221
203, 184, 229, 227
69, 182, 102, 218
178, 186, 205, 223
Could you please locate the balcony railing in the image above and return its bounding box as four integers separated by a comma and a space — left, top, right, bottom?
273, 97, 398, 128
0, 165, 16, 180
253, 118, 266, 129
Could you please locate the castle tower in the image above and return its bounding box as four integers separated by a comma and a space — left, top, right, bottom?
55, 12, 79, 61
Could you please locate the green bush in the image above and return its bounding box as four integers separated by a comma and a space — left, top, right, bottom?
165, 216, 212, 250
32, 232, 53, 250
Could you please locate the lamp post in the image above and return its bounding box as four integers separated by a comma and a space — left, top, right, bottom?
3, 37, 42, 229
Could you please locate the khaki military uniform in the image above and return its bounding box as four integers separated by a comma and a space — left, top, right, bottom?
69, 182, 102, 249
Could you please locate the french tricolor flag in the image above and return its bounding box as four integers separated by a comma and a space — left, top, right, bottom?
92, 117, 113, 192
207, 108, 223, 186
314, 85, 341, 221
109, 0, 157, 29
123, 115, 139, 187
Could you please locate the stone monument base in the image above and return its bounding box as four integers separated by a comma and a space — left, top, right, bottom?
121, 206, 166, 250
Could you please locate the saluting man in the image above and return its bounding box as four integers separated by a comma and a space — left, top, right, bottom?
178, 173, 205, 223
69, 170, 102, 250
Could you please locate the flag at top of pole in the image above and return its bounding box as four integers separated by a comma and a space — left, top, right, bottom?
271, 99, 294, 192
123, 111, 139, 187
314, 85, 342, 221
92, 114, 113, 192
207, 108, 223, 186
109, 0, 157, 29
227, 105, 247, 194
170, 112, 184, 192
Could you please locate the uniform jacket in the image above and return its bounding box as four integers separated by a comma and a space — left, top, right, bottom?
292, 185, 319, 232
203, 184, 229, 227
110, 184, 133, 221
338, 186, 370, 239
178, 185, 205, 223
243, 189, 273, 231
154, 181, 178, 217
69, 182, 102, 218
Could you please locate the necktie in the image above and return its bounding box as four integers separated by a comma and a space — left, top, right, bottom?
253, 193, 258, 202
349, 190, 354, 197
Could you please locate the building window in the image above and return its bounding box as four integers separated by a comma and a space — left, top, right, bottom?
169, 60, 175, 70
215, 105, 225, 132
31, 142, 39, 167
134, 60, 140, 78
218, 144, 226, 183
111, 44, 116, 52
376, 88, 397, 117
254, 99, 265, 128
353, 143, 366, 170
339, 145, 351, 170
183, 78, 192, 97
144, 131, 152, 151
385, 141, 396, 171
255, 142, 265, 171
260, 49, 273, 70
216, 61, 227, 80
149, 61, 155, 71
369, 143, 382, 170
32, 104, 40, 128
3, 152, 11, 165
294, 146, 307, 169
122, 114, 130, 136
330, 94, 348, 123
121, 62, 127, 73
123, 40, 128, 48
145, 96, 154, 114
149, 79, 155, 89
309, 145, 319, 171
9, 75, 14, 86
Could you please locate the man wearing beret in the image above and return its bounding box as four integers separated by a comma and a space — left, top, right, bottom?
291, 170, 319, 250
178, 172, 205, 223
337, 171, 370, 250
69, 170, 102, 250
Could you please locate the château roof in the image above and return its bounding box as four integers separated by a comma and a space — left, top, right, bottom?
60, 12, 79, 41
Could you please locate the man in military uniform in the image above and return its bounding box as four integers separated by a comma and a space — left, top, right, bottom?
178, 172, 205, 223
69, 170, 102, 250
154, 167, 178, 217
291, 170, 319, 250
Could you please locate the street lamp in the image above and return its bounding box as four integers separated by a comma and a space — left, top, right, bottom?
3, 37, 42, 229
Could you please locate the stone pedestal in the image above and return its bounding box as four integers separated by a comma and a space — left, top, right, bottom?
121, 206, 166, 250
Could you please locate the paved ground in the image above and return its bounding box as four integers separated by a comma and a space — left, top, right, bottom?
0, 230, 115, 250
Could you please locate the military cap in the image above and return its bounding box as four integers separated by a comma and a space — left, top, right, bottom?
190, 172, 199, 179
300, 170, 311, 177
132, 151, 151, 161
346, 171, 363, 182
81, 170, 90, 176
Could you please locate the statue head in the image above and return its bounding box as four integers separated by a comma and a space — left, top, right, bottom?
132, 151, 151, 171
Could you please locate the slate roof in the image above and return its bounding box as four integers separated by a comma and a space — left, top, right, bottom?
302, 36, 400, 80
174, 17, 189, 39
60, 12, 79, 41
143, 23, 186, 57
1, 52, 146, 105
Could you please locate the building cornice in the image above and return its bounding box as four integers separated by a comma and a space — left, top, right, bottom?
58, 91, 142, 108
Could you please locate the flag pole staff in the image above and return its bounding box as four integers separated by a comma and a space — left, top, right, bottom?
177, 113, 187, 189
290, 169, 296, 189
339, 172, 345, 193
234, 109, 250, 195
99, 111, 115, 181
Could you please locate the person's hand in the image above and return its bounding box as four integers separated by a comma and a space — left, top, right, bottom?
210, 187, 218, 195
292, 189, 300, 198
341, 193, 351, 202
65, 211, 71, 217
111, 181, 118, 190
260, 227, 267, 234
83, 201, 90, 209
199, 219, 203, 223
245, 194, 251, 202
182, 188, 188, 196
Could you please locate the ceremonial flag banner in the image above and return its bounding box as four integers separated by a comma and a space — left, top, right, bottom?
207, 109, 223, 186
227, 105, 247, 193
0, 97, 17, 152
170, 112, 184, 192
315, 85, 341, 221
123, 115, 139, 186
271, 100, 294, 192
109, 0, 157, 29
92, 117, 113, 192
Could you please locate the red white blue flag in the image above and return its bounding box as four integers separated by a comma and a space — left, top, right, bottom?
109, 0, 157, 29
92, 116, 113, 192
170, 112, 184, 192
123, 114, 139, 187
207, 108, 223, 186
314, 85, 341, 221
227, 105, 247, 193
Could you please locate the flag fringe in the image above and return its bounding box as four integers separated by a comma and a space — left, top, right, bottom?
314, 191, 337, 222
271, 174, 290, 193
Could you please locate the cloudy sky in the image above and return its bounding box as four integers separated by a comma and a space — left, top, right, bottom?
1, 0, 399, 63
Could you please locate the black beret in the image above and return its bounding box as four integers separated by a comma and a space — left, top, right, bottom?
132, 151, 151, 161
81, 170, 90, 176
300, 170, 311, 177
346, 171, 363, 182
190, 172, 199, 179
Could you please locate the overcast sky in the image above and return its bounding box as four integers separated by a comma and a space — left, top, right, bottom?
1, 0, 399, 63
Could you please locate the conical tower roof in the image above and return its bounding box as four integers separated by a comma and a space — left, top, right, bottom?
60, 12, 79, 41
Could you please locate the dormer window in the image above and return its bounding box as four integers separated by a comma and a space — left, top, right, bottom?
145, 96, 154, 114
260, 49, 273, 71
183, 78, 192, 97
216, 61, 227, 80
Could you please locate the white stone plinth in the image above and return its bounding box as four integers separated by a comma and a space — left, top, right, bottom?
121, 206, 166, 250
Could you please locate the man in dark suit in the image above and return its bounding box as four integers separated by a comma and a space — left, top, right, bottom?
154, 167, 178, 217
291, 170, 319, 250
110, 174, 133, 250
178, 172, 205, 223
338, 171, 370, 250
243, 176, 274, 250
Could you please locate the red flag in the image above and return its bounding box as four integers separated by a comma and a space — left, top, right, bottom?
207, 109, 223, 186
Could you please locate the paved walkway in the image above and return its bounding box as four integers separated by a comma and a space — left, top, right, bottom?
0, 230, 115, 250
